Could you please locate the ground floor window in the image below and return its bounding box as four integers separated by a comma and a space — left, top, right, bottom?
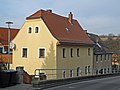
70, 70, 73, 77
77, 67, 81, 76
85, 66, 87, 74
62, 70, 66, 78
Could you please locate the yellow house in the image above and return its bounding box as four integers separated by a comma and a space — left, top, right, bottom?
11, 9, 94, 79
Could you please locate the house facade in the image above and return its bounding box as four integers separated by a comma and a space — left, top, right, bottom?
11, 9, 94, 79
88, 33, 113, 75
0, 27, 19, 64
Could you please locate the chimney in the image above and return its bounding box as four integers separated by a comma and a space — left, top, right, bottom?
46, 9, 52, 13
68, 12, 73, 24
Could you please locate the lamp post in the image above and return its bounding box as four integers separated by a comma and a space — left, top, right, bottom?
6, 21, 13, 70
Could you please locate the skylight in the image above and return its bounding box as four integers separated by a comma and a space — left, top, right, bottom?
65, 28, 70, 32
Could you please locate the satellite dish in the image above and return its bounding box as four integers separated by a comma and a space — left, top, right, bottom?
10, 42, 15, 49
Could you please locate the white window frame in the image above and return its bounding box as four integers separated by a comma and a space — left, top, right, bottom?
34, 26, 40, 34
62, 48, 66, 58
38, 47, 46, 58
62, 70, 66, 78
70, 69, 74, 77
77, 67, 81, 76
70, 48, 74, 57
77, 48, 80, 57
27, 26, 32, 34
21, 47, 28, 58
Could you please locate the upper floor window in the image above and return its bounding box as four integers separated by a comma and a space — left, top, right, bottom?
35, 27, 39, 33
88, 48, 90, 56
77, 48, 80, 57
22, 48, 28, 58
28, 27, 32, 33
39, 48, 45, 58
96, 55, 98, 62
104, 54, 107, 60
63, 48, 66, 58
70, 48, 73, 57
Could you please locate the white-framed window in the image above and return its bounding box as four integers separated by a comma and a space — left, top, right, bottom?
70, 48, 74, 57
88, 48, 90, 56
88, 66, 90, 74
96, 55, 98, 63
70, 69, 74, 77
38, 48, 45, 58
22, 48, 28, 58
77, 67, 81, 76
62, 70, 66, 78
77, 48, 80, 57
85, 66, 87, 74
28, 27, 32, 33
63, 48, 66, 58
35, 26, 39, 33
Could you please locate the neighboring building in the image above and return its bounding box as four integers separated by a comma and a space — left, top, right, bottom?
0, 27, 19, 64
11, 9, 94, 79
88, 33, 113, 75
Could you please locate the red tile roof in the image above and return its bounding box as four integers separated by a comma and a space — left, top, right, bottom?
0, 27, 19, 45
27, 9, 94, 45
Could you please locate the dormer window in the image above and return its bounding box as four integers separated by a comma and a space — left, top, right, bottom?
35, 27, 39, 33
28, 27, 32, 33
65, 28, 70, 32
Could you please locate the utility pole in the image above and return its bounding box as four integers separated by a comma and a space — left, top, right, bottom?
6, 21, 13, 70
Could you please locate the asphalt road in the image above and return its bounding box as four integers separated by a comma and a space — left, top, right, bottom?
46, 76, 120, 90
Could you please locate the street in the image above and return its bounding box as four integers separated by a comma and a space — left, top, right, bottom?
47, 76, 120, 90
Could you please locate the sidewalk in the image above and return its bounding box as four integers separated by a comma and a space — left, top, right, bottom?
0, 84, 37, 90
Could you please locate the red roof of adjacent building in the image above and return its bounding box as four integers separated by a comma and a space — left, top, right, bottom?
27, 9, 94, 45
0, 27, 19, 45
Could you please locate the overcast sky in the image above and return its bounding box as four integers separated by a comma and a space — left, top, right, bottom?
0, 0, 120, 35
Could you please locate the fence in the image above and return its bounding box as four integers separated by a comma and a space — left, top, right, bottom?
34, 68, 120, 80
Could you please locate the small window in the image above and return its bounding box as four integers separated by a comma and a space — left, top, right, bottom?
88, 48, 90, 56
77, 48, 80, 57
22, 48, 28, 58
39, 48, 45, 58
63, 48, 66, 58
35, 27, 39, 33
70, 48, 73, 57
85, 66, 87, 74
101, 55, 102, 61
88, 66, 90, 74
62, 70, 66, 78
0, 47, 3, 53
96, 55, 98, 62
70, 70, 73, 77
65, 28, 70, 32
28, 27, 32, 33
77, 67, 81, 76
104, 54, 106, 60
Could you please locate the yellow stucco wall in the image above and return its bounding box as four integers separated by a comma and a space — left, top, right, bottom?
11, 18, 58, 77
56, 45, 93, 78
